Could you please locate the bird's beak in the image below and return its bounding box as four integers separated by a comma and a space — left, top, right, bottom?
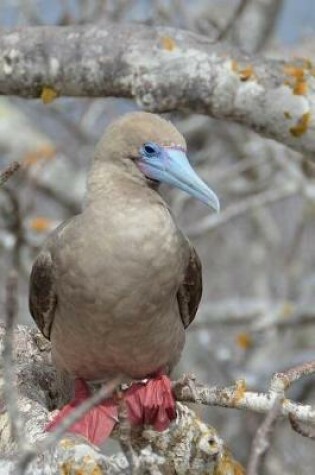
141, 147, 220, 212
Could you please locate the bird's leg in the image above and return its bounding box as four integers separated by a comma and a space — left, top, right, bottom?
46, 374, 177, 445
123, 372, 177, 431
45, 378, 118, 445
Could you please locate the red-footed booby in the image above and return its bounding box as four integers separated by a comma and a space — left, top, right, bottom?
29, 112, 220, 444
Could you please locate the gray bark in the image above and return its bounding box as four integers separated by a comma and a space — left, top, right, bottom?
0, 23, 315, 157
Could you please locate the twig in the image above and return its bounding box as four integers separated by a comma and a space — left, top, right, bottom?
289, 414, 315, 440
2, 271, 25, 451
0, 161, 21, 187
193, 299, 315, 331
16, 375, 122, 475
270, 361, 315, 393
216, 0, 250, 41
188, 183, 298, 237
173, 374, 315, 425
117, 390, 140, 474
247, 396, 282, 475
2, 187, 26, 269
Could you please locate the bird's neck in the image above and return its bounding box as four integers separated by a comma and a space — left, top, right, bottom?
85, 161, 165, 209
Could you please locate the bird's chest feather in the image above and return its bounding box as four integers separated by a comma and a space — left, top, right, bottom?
55, 200, 188, 314
52, 201, 187, 379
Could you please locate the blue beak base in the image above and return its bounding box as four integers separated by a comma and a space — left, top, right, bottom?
138, 147, 220, 212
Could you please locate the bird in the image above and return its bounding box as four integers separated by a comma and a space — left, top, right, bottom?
29, 112, 220, 444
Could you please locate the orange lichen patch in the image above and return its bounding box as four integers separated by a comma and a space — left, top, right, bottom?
239, 65, 256, 82
293, 79, 308, 95
82, 456, 103, 475
284, 65, 305, 80
161, 36, 177, 51
91, 467, 103, 475
41, 86, 58, 104
22, 145, 55, 166
232, 379, 247, 405
235, 332, 253, 350
284, 111, 292, 120
61, 459, 103, 475
290, 112, 311, 137
214, 449, 245, 475
283, 65, 308, 96
230, 60, 257, 83
29, 217, 54, 233
60, 462, 72, 475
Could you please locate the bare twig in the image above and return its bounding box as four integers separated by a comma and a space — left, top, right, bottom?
188, 183, 298, 237
173, 375, 315, 425
2, 271, 25, 451
233, 0, 284, 53
117, 391, 140, 474
194, 299, 315, 331
16, 376, 122, 475
216, 0, 250, 41
289, 414, 315, 440
247, 396, 282, 475
2, 187, 26, 268
270, 361, 315, 393
0, 161, 21, 187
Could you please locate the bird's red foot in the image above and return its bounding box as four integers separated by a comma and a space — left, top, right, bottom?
46, 374, 176, 445
124, 373, 176, 431
45, 379, 118, 445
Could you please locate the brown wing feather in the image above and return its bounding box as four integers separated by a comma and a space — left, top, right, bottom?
177, 242, 202, 329
29, 250, 56, 340
29, 219, 73, 339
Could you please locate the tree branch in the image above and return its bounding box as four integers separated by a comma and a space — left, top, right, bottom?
247, 396, 282, 475
1, 23, 315, 156
0, 324, 232, 474
0, 161, 21, 186
174, 374, 315, 425
1, 324, 313, 472
2, 271, 25, 452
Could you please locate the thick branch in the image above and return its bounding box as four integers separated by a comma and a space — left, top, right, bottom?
247, 396, 282, 475
1, 324, 313, 472
174, 377, 315, 425
0, 325, 230, 474
1, 23, 315, 156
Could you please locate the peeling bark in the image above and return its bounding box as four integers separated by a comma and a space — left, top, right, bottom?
0, 23, 315, 157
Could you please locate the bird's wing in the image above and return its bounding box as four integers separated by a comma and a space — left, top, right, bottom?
29, 249, 56, 339
29, 219, 70, 340
177, 241, 202, 329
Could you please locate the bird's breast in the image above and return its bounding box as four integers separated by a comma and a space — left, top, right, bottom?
59, 201, 187, 300
51, 200, 188, 380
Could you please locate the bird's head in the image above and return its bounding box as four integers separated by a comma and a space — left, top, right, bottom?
94, 112, 220, 212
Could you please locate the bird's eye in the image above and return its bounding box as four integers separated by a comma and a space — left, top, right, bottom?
143, 143, 159, 157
